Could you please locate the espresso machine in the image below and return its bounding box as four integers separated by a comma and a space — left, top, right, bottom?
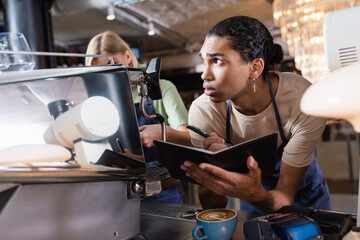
0, 63, 165, 240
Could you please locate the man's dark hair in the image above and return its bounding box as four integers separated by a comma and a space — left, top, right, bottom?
207, 16, 283, 76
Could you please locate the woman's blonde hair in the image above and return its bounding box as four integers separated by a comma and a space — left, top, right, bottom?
85, 30, 138, 67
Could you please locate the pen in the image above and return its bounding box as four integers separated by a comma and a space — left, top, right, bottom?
185, 124, 233, 146
185, 124, 210, 138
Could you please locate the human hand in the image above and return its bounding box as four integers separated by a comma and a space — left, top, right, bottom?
180, 156, 264, 203
139, 124, 162, 147
122, 148, 145, 162
203, 132, 228, 151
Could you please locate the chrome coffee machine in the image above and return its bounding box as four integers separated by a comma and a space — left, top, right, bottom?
0, 62, 165, 240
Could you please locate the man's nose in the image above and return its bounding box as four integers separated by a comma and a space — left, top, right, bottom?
201, 64, 213, 81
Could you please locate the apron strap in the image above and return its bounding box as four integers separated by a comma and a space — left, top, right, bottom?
265, 77, 287, 144
226, 100, 233, 145
225, 77, 287, 145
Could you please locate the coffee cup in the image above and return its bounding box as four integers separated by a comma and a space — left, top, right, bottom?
192, 208, 237, 240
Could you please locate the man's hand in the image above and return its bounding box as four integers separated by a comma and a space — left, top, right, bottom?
181, 156, 263, 201
203, 132, 228, 151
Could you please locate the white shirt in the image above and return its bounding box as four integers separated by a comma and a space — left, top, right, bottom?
189, 71, 327, 167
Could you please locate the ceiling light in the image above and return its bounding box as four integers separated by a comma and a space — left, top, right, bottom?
106, 5, 116, 21
147, 21, 155, 36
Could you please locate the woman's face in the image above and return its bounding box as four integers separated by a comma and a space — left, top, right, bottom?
91, 51, 131, 67
199, 36, 252, 103
91, 50, 137, 89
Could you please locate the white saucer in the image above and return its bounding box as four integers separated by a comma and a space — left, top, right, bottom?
0, 144, 72, 164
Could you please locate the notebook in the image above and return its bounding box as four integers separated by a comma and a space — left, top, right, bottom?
154, 133, 278, 184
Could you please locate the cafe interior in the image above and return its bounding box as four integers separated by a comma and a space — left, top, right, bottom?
0, 0, 360, 239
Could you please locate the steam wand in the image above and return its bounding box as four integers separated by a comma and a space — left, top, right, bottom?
0, 50, 114, 64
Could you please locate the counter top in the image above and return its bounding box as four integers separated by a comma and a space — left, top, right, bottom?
140, 202, 262, 240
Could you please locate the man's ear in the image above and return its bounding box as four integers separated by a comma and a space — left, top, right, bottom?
250, 58, 264, 78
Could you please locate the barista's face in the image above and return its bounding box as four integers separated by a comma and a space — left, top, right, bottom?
199, 36, 252, 103
91, 51, 132, 67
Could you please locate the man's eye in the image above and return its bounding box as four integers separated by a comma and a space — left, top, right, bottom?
215, 58, 223, 64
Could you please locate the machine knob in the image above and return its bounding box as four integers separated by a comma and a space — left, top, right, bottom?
132, 181, 145, 194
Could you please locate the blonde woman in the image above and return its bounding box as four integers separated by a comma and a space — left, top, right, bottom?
86, 31, 190, 203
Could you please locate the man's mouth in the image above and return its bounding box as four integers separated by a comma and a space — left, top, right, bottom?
204, 87, 216, 96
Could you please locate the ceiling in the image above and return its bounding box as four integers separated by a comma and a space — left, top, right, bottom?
51, 0, 283, 65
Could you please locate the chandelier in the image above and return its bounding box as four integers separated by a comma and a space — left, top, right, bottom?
273, 0, 360, 83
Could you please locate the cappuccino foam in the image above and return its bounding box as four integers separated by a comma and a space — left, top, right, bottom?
198, 209, 236, 222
